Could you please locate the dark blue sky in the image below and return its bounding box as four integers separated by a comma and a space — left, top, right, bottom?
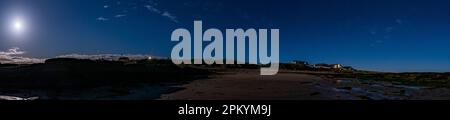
0, 0, 450, 72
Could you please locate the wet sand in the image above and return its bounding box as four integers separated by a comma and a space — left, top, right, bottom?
161, 70, 344, 100
161, 70, 450, 100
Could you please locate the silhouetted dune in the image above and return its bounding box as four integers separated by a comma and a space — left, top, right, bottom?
0, 58, 209, 92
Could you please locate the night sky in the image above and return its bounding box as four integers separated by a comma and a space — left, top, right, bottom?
0, 0, 449, 72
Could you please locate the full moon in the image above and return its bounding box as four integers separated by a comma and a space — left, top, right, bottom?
11, 18, 26, 35
14, 21, 23, 30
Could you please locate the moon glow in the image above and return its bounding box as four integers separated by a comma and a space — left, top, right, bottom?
11, 18, 26, 35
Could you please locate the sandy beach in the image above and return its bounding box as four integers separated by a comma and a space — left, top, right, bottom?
161, 70, 450, 100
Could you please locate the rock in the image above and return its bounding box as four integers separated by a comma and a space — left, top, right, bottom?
299, 81, 313, 85
357, 95, 372, 100
337, 87, 353, 91
310, 92, 321, 96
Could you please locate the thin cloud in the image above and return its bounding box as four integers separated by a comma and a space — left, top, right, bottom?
396, 19, 403, 25
0, 47, 45, 64
161, 11, 178, 23
0, 47, 25, 55
385, 27, 394, 33
144, 4, 179, 23
99, 1, 179, 23
144, 5, 161, 14
115, 14, 127, 18
97, 16, 109, 21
